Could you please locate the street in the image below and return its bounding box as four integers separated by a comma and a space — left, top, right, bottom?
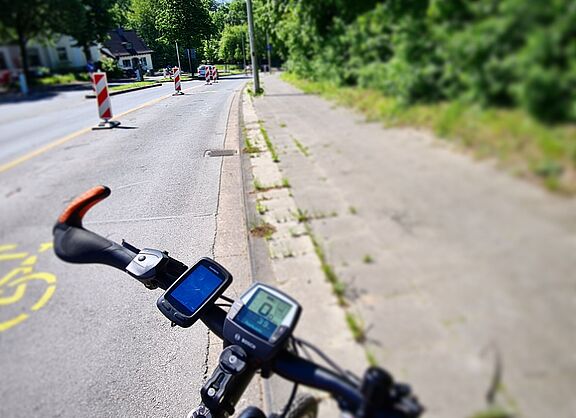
0, 75, 248, 417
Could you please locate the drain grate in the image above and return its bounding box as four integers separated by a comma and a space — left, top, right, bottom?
205, 149, 237, 157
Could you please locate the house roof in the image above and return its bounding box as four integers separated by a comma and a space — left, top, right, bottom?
103, 28, 153, 58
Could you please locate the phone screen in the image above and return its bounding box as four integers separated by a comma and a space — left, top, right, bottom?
166, 264, 224, 316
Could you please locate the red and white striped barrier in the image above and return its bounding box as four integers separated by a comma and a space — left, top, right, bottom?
92, 72, 120, 129
205, 66, 212, 85
212, 66, 218, 83
173, 66, 184, 95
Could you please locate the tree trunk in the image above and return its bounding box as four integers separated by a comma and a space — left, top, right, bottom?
82, 44, 92, 64
16, 29, 30, 87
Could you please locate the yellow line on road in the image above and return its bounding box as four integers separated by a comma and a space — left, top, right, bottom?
0, 82, 204, 174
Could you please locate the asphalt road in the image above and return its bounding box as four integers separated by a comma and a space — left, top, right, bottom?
0, 75, 247, 417
0, 79, 221, 167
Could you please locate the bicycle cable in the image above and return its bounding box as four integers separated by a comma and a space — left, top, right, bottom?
293, 337, 360, 385
279, 338, 300, 418
219, 294, 235, 304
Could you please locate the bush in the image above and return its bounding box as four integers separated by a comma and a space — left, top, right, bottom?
100, 57, 123, 78
271, 0, 576, 123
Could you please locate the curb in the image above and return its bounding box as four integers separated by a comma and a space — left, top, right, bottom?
84, 82, 162, 99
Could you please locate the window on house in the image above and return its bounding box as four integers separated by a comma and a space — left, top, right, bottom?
140, 57, 147, 67
57, 47, 68, 62
0, 52, 7, 70
122, 59, 131, 68
27, 48, 41, 67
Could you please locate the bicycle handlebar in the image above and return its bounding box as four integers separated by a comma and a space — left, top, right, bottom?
53, 186, 136, 270
52, 186, 422, 418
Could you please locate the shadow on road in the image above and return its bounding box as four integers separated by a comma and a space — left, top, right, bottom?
0, 83, 92, 105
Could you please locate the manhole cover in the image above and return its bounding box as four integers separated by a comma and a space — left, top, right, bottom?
205, 149, 237, 157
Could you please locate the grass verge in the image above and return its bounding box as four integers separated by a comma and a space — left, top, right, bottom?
109, 81, 157, 92
281, 72, 576, 194
34, 72, 90, 86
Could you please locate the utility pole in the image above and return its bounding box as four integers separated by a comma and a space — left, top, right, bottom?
175, 41, 182, 72
241, 35, 247, 71
245, 0, 260, 92
187, 49, 193, 74
266, 31, 272, 73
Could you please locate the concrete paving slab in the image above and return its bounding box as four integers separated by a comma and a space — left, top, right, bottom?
249, 72, 576, 417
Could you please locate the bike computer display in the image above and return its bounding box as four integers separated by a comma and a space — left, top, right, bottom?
224, 283, 301, 362
157, 258, 232, 327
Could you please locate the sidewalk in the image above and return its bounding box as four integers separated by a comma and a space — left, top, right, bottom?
247, 73, 576, 417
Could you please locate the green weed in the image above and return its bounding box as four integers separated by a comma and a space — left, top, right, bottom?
259, 121, 280, 162
293, 138, 310, 157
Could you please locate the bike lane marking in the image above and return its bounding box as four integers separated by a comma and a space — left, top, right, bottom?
0, 82, 206, 174
0, 242, 57, 333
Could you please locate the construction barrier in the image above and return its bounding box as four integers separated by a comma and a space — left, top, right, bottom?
212, 66, 218, 83
205, 67, 212, 85
92, 72, 120, 129
173, 67, 184, 95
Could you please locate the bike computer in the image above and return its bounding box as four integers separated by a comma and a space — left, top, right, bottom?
157, 258, 232, 327
224, 283, 301, 362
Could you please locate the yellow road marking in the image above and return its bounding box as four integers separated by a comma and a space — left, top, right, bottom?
38, 242, 53, 253
21, 256, 37, 266
0, 244, 18, 252
0, 82, 205, 174
0, 313, 29, 332
0, 284, 26, 305
0, 267, 33, 287
0, 253, 28, 262
31, 285, 56, 311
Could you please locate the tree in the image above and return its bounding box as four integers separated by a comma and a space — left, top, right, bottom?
0, 0, 80, 84
218, 24, 246, 64
64, 0, 118, 62
156, 0, 213, 50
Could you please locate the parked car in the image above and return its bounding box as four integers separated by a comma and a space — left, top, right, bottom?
198, 65, 216, 79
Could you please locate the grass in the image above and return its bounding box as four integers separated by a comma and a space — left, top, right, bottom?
247, 81, 265, 97
34, 72, 90, 86
366, 350, 378, 367
158, 76, 194, 83
345, 312, 366, 343
109, 81, 156, 92
244, 137, 260, 154
293, 137, 310, 157
469, 407, 514, 418
363, 254, 374, 264
259, 121, 280, 162
304, 222, 347, 306
254, 178, 291, 192
348, 206, 357, 215
281, 72, 576, 195
256, 200, 268, 215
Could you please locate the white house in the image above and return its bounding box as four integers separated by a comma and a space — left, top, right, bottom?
0, 35, 100, 74
0, 28, 153, 75
101, 28, 154, 72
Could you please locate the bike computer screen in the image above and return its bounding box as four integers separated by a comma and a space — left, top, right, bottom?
157, 258, 232, 327
224, 283, 301, 362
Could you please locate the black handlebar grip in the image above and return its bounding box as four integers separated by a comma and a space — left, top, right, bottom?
53, 186, 136, 270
